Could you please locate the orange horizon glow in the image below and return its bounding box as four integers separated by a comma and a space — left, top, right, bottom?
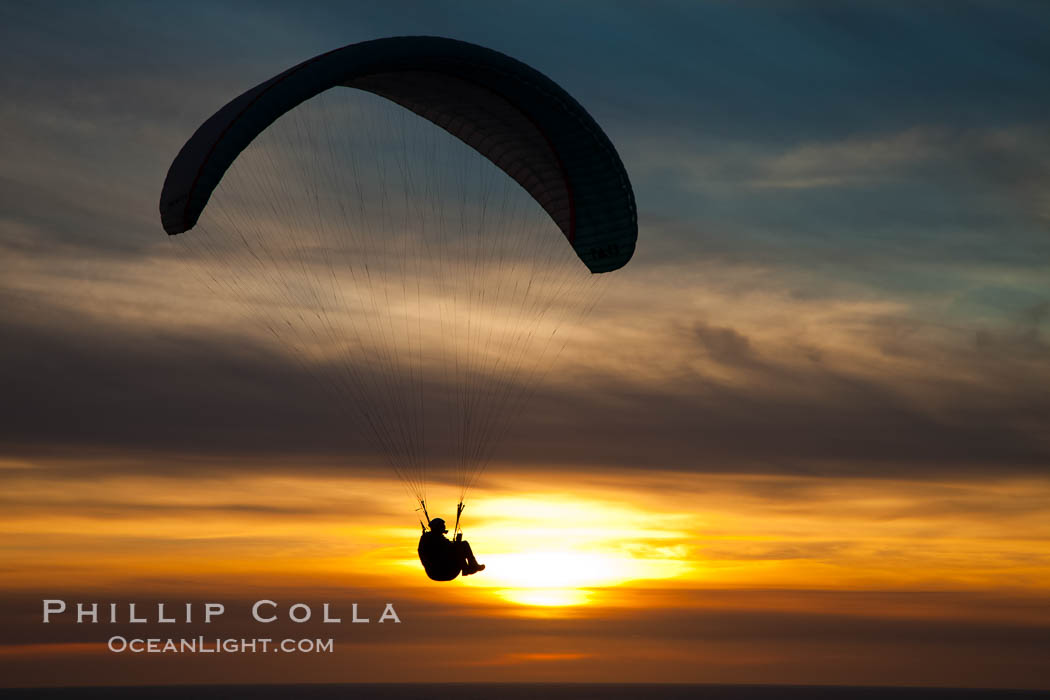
4, 459, 1049, 598
2, 456, 1049, 688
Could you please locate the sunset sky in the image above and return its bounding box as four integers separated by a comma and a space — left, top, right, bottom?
2, 1, 1049, 690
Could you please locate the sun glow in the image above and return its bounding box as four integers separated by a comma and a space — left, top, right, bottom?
483, 551, 633, 589
445, 493, 696, 608
479, 551, 638, 607
493, 588, 592, 607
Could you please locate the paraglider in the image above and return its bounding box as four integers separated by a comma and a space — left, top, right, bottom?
418, 517, 485, 581
159, 36, 636, 580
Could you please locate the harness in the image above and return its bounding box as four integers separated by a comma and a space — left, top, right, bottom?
417, 498, 467, 539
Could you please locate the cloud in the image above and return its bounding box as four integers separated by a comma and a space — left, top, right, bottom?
690, 321, 756, 367
0, 0, 1047, 485
3, 243, 1049, 481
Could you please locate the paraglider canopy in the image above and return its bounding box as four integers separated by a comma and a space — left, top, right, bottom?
160, 36, 636, 273
159, 36, 638, 532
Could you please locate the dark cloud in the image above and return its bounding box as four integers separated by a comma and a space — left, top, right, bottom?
691, 321, 756, 367
2, 287, 1048, 479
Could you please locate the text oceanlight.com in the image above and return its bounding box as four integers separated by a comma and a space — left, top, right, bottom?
108, 637, 334, 654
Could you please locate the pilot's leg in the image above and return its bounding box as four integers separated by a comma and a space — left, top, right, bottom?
458, 540, 480, 568
456, 540, 484, 575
